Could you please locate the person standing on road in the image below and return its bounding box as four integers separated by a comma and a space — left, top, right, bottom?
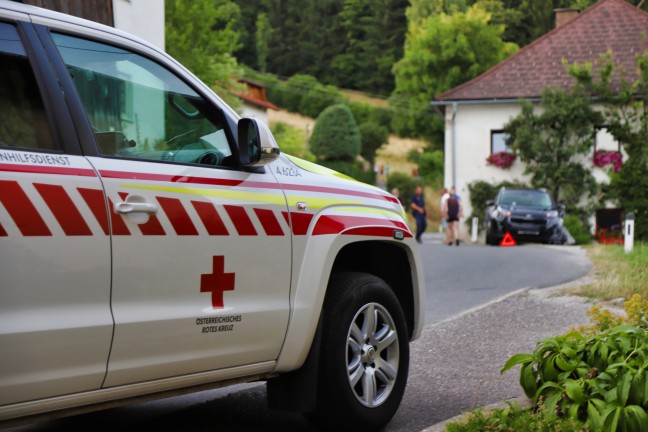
440, 187, 449, 244
442, 186, 463, 245
411, 185, 427, 244
391, 187, 404, 207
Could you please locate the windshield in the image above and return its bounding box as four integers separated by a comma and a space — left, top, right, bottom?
499, 190, 553, 210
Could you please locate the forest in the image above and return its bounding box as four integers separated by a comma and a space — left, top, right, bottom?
167, 0, 646, 144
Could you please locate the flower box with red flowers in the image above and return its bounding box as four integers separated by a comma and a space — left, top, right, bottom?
593, 150, 623, 172
486, 151, 516, 169
596, 225, 624, 245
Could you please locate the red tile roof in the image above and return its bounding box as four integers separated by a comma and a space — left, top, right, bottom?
435, 0, 648, 102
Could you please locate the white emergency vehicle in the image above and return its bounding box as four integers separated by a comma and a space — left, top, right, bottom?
0, 2, 425, 430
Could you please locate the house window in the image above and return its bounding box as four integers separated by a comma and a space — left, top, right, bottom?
491, 130, 511, 154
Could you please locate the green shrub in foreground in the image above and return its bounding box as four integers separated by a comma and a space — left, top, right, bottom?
501, 325, 648, 431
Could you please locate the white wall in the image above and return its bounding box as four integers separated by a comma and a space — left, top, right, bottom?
240, 105, 270, 125
113, 0, 165, 50
444, 103, 529, 228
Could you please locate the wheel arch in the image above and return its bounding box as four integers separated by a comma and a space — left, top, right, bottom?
330, 241, 416, 340
268, 240, 420, 415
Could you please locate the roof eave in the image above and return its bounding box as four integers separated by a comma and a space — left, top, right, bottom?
431, 97, 542, 106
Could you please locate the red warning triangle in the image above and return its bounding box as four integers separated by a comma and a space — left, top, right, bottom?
500, 232, 517, 247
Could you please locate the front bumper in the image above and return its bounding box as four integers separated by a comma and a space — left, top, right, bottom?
489, 218, 560, 243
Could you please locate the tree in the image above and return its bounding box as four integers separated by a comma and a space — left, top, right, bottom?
391, 4, 518, 141
330, 0, 409, 94
255, 13, 271, 73
571, 0, 648, 12
569, 50, 648, 241
281, 74, 321, 113
408, 149, 444, 186
406, 0, 470, 25
309, 104, 361, 161
254, 0, 345, 81
165, 0, 242, 107
299, 84, 344, 118
503, 87, 602, 216
358, 122, 389, 164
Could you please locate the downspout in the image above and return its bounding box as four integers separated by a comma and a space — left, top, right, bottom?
451, 102, 457, 188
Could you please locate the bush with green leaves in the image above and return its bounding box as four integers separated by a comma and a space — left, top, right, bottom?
309, 104, 360, 161
502, 325, 648, 431
358, 122, 388, 164
281, 74, 320, 112
269, 122, 315, 161
348, 103, 393, 131
408, 149, 443, 186
299, 84, 344, 118
563, 215, 592, 246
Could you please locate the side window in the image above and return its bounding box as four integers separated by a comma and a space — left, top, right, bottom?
0, 23, 56, 151
491, 130, 511, 155
51, 33, 235, 167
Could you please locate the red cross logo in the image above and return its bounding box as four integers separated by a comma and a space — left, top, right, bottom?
200, 256, 235, 309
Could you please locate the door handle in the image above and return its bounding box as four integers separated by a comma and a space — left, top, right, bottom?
114, 201, 158, 215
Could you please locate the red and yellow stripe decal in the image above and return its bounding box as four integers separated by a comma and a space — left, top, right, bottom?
0, 166, 409, 239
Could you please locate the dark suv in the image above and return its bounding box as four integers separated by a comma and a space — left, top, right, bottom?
484, 188, 565, 245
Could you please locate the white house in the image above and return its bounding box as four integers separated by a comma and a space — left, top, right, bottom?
113, 0, 165, 50
432, 0, 648, 238
23, 0, 164, 50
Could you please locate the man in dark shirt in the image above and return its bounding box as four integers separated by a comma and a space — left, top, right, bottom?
410, 186, 427, 244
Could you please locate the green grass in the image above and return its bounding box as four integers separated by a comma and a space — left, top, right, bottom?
570, 242, 648, 300
445, 403, 586, 431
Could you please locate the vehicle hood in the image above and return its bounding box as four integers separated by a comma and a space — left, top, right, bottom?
272, 154, 406, 218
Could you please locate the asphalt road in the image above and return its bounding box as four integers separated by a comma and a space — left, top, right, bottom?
4, 240, 593, 432
421, 239, 592, 324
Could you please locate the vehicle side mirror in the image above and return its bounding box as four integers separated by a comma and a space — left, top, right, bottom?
237, 118, 280, 167
485, 199, 495, 207
557, 204, 566, 216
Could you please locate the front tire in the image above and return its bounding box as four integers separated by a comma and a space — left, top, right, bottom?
486, 231, 500, 246
307, 272, 409, 431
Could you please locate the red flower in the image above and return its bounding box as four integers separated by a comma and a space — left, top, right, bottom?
486, 151, 516, 169
595, 226, 624, 245
593, 150, 623, 172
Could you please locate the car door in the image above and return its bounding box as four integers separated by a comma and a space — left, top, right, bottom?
47, 30, 292, 386
0, 19, 112, 404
